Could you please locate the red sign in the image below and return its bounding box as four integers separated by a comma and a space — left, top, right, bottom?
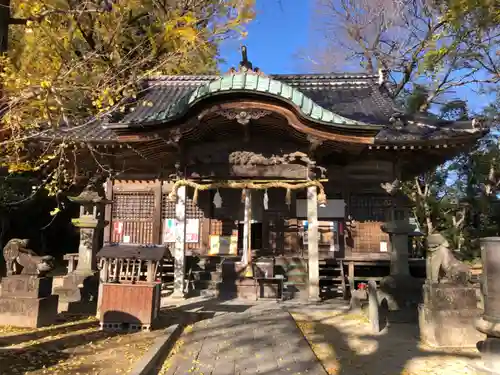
113, 221, 123, 236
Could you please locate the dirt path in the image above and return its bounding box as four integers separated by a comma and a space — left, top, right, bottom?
291, 310, 480, 375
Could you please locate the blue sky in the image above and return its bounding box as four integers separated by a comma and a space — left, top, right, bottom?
219, 1, 310, 74
218, 0, 492, 114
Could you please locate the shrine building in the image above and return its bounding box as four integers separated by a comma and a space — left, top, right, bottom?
43, 49, 487, 301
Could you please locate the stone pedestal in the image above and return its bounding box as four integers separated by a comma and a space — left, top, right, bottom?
473, 237, 500, 374
0, 275, 58, 328
419, 283, 484, 347
379, 220, 422, 318
54, 216, 100, 313
54, 272, 98, 313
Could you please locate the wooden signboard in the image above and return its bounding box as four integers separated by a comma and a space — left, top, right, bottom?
209, 235, 238, 256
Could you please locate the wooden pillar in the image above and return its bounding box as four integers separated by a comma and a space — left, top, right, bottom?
96, 258, 109, 319
152, 181, 162, 244
348, 261, 355, 294
172, 186, 186, 298
307, 186, 320, 302
242, 189, 253, 276
103, 179, 113, 246
146, 260, 155, 282
0, 0, 10, 54
342, 186, 352, 258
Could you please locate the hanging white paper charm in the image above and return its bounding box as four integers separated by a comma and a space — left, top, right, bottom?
213, 189, 223, 208
263, 189, 269, 210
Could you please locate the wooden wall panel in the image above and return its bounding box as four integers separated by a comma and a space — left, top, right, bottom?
350, 221, 389, 253
100, 283, 160, 325
348, 194, 392, 253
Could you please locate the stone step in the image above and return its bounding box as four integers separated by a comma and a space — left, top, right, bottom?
319, 276, 344, 281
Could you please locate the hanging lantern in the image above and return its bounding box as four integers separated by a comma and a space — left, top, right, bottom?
213, 189, 222, 208
263, 189, 269, 211
285, 188, 291, 207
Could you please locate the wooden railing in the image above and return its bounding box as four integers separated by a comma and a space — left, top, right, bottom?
63, 253, 79, 273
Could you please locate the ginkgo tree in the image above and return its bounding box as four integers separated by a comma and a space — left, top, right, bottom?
0, 0, 255, 197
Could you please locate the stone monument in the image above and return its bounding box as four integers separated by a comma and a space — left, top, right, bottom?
418, 232, 484, 348
0, 239, 59, 327
474, 237, 500, 374
378, 220, 422, 321
54, 177, 111, 313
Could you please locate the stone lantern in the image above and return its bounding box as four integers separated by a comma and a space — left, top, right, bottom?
379, 220, 423, 321
68, 188, 112, 275
54, 183, 112, 312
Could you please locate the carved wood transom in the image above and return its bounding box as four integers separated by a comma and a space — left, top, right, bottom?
215, 109, 272, 125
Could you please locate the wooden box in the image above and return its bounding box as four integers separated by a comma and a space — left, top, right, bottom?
100, 282, 161, 330
254, 261, 274, 278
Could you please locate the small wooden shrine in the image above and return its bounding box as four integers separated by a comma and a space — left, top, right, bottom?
38, 47, 488, 301
96, 245, 165, 331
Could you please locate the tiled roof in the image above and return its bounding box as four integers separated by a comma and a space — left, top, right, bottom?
34, 73, 486, 144
37, 120, 116, 142
375, 121, 485, 143
111, 73, 398, 128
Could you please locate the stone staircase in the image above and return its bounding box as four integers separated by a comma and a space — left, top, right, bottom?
319, 259, 347, 299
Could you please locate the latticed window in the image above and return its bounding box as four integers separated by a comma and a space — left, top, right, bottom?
161, 190, 204, 219
349, 195, 392, 222
113, 192, 155, 220
111, 192, 155, 244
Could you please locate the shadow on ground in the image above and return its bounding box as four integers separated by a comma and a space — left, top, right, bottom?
0, 319, 97, 348
160, 297, 255, 327
156, 298, 480, 375
0, 322, 123, 374
293, 308, 480, 374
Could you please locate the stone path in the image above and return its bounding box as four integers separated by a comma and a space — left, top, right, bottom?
159, 298, 483, 375
158, 302, 327, 375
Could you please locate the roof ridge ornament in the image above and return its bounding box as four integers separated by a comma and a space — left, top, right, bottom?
378, 68, 389, 86
226, 45, 266, 76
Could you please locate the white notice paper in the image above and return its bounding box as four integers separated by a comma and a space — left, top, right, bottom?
185, 219, 200, 243
380, 241, 388, 252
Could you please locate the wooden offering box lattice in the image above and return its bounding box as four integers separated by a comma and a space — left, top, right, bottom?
97, 245, 166, 331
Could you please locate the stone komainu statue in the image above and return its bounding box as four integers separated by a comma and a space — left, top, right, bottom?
3, 239, 55, 277
426, 233, 471, 285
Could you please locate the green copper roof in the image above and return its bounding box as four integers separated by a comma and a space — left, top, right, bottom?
141, 73, 380, 129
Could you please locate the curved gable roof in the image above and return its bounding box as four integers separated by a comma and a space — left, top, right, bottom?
183, 73, 371, 127
116, 73, 388, 130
